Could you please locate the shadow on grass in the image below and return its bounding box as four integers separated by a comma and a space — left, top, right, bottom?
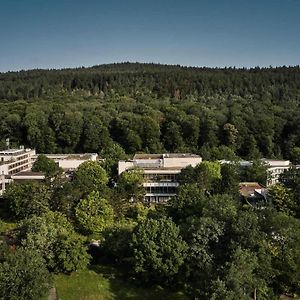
89, 264, 186, 300
0, 204, 17, 237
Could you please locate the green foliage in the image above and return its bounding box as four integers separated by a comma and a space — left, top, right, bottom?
241, 160, 269, 186
195, 161, 222, 190
117, 169, 145, 201
203, 194, 238, 223
0, 247, 52, 300
100, 142, 127, 176
184, 216, 224, 294
4, 182, 51, 220
210, 145, 238, 161
0, 64, 300, 160
53, 233, 90, 273
131, 217, 187, 284
217, 163, 240, 198
32, 154, 62, 177
264, 212, 300, 294
223, 123, 238, 148
1, 63, 300, 298
178, 161, 222, 191
268, 184, 295, 215
125, 202, 154, 222
75, 191, 115, 234
17, 211, 89, 273
163, 121, 184, 152
54, 266, 187, 300
82, 114, 113, 153
169, 184, 206, 223
291, 147, 300, 164
225, 247, 261, 300
73, 160, 108, 194
101, 220, 136, 262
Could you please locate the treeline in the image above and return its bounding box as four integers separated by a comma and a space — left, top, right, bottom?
1, 63, 300, 160
1, 63, 300, 101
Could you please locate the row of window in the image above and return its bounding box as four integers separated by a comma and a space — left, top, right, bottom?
144, 196, 172, 203
8, 159, 30, 170
143, 174, 177, 181
145, 186, 177, 194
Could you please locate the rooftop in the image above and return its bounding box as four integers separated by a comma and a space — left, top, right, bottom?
11, 171, 45, 177
239, 182, 266, 198
42, 153, 98, 160
0, 149, 32, 156
133, 153, 201, 160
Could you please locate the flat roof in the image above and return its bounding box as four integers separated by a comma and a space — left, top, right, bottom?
42, 153, 97, 160
11, 171, 45, 177
133, 153, 201, 160
0, 149, 31, 156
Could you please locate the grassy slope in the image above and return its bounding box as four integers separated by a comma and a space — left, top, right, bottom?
54, 265, 187, 300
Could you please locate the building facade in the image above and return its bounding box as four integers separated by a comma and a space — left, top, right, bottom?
0, 148, 99, 196
118, 153, 202, 203
32, 153, 99, 171
262, 159, 291, 186
0, 148, 36, 196
220, 158, 292, 186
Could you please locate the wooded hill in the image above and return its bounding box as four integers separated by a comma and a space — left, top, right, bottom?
1, 63, 300, 160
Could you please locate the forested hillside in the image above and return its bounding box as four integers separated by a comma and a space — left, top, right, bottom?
1, 63, 300, 160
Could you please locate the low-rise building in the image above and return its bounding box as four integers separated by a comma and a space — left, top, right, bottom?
118, 153, 202, 203
262, 159, 291, 186
239, 182, 268, 207
0, 148, 99, 196
0, 148, 36, 196
220, 158, 292, 186
0, 148, 36, 176
32, 153, 99, 171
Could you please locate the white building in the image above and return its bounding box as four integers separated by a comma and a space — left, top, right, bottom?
0, 148, 36, 176
262, 159, 291, 186
118, 153, 202, 203
219, 158, 292, 186
32, 153, 99, 171
0, 148, 99, 196
0, 148, 36, 196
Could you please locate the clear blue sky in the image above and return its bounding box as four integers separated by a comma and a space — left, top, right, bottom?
0, 0, 299, 72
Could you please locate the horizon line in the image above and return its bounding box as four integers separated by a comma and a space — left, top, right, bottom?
1, 61, 300, 74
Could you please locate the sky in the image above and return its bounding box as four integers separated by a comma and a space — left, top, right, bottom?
0, 0, 299, 72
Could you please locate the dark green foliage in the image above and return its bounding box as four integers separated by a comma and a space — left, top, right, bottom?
73, 160, 109, 195
0, 247, 52, 300
131, 217, 187, 284
17, 211, 90, 273
0, 63, 300, 298
53, 233, 91, 273
117, 169, 145, 202
0, 64, 300, 160
241, 160, 269, 186
75, 191, 115, 234
4, 182, 51, 220
168, 184, 206, 223
101, 221, 135, 262
217, 163, 240, 198
268, 184, 296, 215
279, 167, 300, 217
32, 154, 62, 177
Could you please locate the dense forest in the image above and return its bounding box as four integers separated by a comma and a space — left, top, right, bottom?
1, 63, 300, 161
1, 63, 300, 299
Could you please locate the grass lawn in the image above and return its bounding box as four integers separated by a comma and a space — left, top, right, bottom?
0, 218, 16, 234
54, 265, 187, 300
